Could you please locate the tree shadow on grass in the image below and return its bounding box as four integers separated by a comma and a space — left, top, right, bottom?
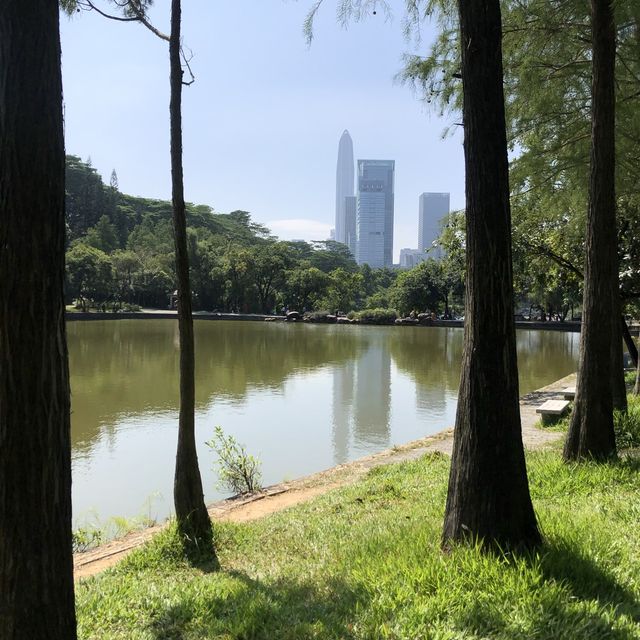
446, 541, 640, 640
147, 568, 366, 640
537, 540, 640, 622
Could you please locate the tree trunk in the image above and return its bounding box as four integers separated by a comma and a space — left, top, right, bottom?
0, 1, 77, 637
611, 294, 627, 411
635, 356, 639, 396
170, 0, 216, 559
621, 315, 638, 368
442, 0, 540, 552
564, 0, 617, 461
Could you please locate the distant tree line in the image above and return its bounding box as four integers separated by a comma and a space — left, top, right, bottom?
64, 156, 640, 322
63, 155, 463, 316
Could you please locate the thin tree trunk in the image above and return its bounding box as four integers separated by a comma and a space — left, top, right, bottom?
170, 0, 216, 559
621, 315, 638, 368
0, 1, 77, 636
564, 0, 617, 461
442, 0, 540, 551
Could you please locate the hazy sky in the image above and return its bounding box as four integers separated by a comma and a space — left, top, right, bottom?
60, 0, 464, 260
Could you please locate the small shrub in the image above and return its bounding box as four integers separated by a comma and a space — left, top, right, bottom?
72, 526, 103, 553
120, 302, 141, 312
624, 369, 637, 388
352, 308, 398, 324
206, 426, 262, 494
614, 395, 640, 449
304, 310, 334, 323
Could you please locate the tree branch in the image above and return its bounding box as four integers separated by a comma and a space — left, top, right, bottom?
79, 0, 170, 41
77, 0, 138, 22
124, 0, 170, 42
519, 238, 583, 278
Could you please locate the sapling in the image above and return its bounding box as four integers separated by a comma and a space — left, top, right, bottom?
207, 426, 262, 495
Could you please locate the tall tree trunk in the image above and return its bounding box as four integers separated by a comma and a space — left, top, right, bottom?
170, 0, 216, 559
611, 294, 627, 411
442, 0, 540, 551
564, 0, 617, 461
0, 1, 77, 637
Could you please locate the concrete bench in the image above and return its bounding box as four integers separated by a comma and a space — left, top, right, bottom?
536, 399, 571, 424
562, 386, 576, 400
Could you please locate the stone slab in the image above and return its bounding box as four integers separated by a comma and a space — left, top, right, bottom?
536, 399, 570, 416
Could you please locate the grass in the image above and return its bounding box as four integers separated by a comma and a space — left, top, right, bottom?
76, 450, 640, 639
616, 395, 640, 449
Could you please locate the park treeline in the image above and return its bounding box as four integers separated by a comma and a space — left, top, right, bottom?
65, 155, 466, 316
65, 155, 638, 320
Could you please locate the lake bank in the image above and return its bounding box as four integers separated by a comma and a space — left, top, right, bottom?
66, 309, 585, 332
73, 372, 576, 580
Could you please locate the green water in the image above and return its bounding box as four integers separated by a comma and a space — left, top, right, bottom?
68, 320, 579, 526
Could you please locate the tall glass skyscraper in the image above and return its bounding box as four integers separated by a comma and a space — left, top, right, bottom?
335, 130, 354, 245
418, 192, 450, 258
355, 159, 395, 268
344, 195, 357, 257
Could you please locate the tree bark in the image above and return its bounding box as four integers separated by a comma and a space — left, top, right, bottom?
0, 1, 77, 637
564, 0, 617, 461
442, 0, 540, 551
170, 0, 216, 558
611, 294, 627, 411
621, 315, 638, 368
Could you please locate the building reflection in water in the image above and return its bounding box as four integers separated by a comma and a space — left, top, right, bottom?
331, 334, 391, 464
331, 360, 354, 465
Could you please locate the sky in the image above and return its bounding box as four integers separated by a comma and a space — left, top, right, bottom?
59, 0, 465, 261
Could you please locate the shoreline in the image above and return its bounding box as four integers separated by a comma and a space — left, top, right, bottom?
66, 310, 584, 333
73, 371, 577, 580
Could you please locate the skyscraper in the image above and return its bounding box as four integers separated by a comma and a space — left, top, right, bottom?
335, 130, 354, 245
418, 192, 450, 258
344, 195, 357, 257
399, 248, 428, 268
355, 159, 395, 268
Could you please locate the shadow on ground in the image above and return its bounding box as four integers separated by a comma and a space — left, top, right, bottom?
147, 569, 365, 640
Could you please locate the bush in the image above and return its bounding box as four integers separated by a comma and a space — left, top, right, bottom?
624, 368, 638, 389
120, 302, 141, 312
72, 527, 103, 553
206, 426, 262, 494
304, 310, 335, 323
614, 395, 640, 449
350, 308, 398, 325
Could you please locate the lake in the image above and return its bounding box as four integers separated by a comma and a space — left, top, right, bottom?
68, 319, 579, 527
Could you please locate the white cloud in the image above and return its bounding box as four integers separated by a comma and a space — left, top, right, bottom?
266, 218, 333, 242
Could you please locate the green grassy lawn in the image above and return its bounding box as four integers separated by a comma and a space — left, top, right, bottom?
76, 448, 640, 639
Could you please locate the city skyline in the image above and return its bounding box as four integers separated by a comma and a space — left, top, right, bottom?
59, 1, 465, 263
335, 131, 452, 267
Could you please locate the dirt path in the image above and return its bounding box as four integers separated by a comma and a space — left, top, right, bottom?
73, 373, 576, 581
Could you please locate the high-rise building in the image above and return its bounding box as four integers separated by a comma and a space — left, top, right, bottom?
399, 248, 428, 269
335, 130, 354, 245
418, 192, 450, 258
355, 159, 395, 268
344, 195, 357, 257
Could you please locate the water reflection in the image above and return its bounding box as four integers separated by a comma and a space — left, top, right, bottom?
67, 320, 579, 523
389, 328, 462, 422
331, 331, 392, 464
